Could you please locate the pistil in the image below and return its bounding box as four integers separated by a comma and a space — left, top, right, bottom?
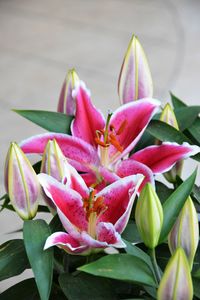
95, 113, 127, 167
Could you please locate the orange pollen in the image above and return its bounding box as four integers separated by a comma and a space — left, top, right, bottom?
116, 120, 127, 135
95, 119, 126, 152
83, 192, 107, 220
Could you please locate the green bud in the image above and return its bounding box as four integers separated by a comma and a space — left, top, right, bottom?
157, 248, 193, 300
160, 103, 183, 183
135, 183, 163, 248
168, 196, 199, 269
160, 103, 179, 130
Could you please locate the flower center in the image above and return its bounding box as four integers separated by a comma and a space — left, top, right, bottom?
83, 189, 107, 238
95, 112, 127, 167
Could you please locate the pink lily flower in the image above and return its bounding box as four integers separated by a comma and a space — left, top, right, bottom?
20, 83, 199, 189
38, 168, 143, 255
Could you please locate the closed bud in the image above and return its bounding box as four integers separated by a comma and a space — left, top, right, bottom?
160, 103, 183, 183
118, 35, 153, 104
135, 183, 163, 248
40, 139, 68, 213
168, 197, 199, 269
157, 248, 193, 300
4, 142, 40, 220
57, 69, 79, 115
41, 139, 67, 181
160, 103, 179, 130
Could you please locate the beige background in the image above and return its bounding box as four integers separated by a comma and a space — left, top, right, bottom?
0, 0, 200, 292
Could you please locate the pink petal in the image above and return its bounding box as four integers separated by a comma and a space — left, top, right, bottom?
116, 159, 154, 191
80, 231, 108, 249
63, 160, 89, 199
44, 232, 89, 254
99, 166, 120, 184
81, 172, 106, 191
38, 174, 88, 232
96, 222, 126, 248
97, 175, 143, 226
71, 81, 105, 147
131, 142, 200, 174
108, 99, 160, 163
20, 132, 100, 172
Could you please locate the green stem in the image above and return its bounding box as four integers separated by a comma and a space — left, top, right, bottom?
149, 248, 162, 284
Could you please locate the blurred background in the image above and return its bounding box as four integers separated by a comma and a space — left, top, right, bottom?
0, 0, 200, 292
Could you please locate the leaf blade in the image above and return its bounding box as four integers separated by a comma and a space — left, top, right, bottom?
14, 110, 73, 133
78, 254, 157, 287
159, 170, 197, 243
23, 219, 53, 300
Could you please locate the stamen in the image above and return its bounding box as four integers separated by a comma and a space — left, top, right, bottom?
109, 133, 123, 152
116, 120, 127, 135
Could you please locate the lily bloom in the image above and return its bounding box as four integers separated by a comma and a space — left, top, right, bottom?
20, 82, 200, 190
38, 167, 143, 255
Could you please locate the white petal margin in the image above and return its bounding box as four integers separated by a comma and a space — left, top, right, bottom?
44, 232, 89, 255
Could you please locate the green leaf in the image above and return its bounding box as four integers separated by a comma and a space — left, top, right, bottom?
170, 92, 187, 109
159, 169, 197, 243
59, 273, 118, 300
122, 222, 141, 243
23, 219, 53, 300
0, 239, 29, 281
123, 240, 153, 270
193, 268, 200, 279
192, 185, 200, 204
0, 278, 39, 300
174, 106, 200, 131
188, 118, 200, 145
78, 254, 157, 287
193, 277, 200, 299
13, 110, 73, 133
155, 181, 173, 203
49, 214, 63, 233
147, 120, 200, 162
147, 120, 191, 144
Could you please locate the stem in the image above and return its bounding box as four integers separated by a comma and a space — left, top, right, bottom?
149, 248, 162, 284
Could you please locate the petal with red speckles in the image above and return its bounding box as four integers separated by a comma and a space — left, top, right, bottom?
38, 174, 88, 233
97, 175, 143, 228
116, 159, 154, 191
44, 232, 89, 254
71, 81, 105, 147
131, 142, 200, 174
96, 222, 126, 248
20, 132, 100, 172
108, 99, 160, 163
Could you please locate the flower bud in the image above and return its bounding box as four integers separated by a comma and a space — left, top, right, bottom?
57, 69, 79, 115
41, 139, 67, 181
40, 139, 68, 213
135, 183, 163, 248
168, 196, 199, 269
118, 35, 153, 104
160, 103, 183, 183
157, 248, 193, 300
4, 142, 40, 220
160, 103, 179, 130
